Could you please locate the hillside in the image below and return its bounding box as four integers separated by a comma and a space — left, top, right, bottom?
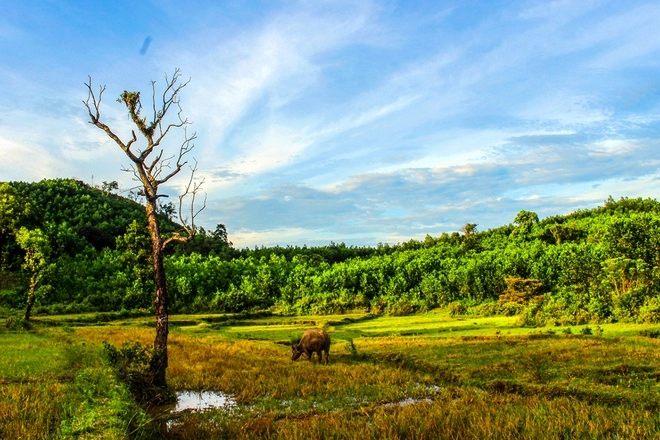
0, 179, 178, 268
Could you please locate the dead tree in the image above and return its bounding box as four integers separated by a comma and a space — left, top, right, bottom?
84, 69, 205, 390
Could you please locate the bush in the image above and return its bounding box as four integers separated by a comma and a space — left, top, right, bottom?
499, 277, 543, 305
384, 291, 428, 316
0, 287, 25, 310
346, 338, 359, 358
472, 301, 500, 317
448, 301, 468, 316
638, 297, 660, 324
102, 341, 174, 405
640, 329, 660, 338
580, 326, 593, 335
4, 315, 33, 331
518, 302, 546, 327
500, 302, 525, 316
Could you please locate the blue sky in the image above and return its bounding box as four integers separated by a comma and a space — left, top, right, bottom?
1, 1, 660, 248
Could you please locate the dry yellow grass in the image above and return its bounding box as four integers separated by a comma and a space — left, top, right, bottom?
0, 382, 65, 440
71, 321, 660, 439
165, 388, 658, 439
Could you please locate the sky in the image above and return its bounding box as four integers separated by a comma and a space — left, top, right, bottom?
1, 0, 660, 248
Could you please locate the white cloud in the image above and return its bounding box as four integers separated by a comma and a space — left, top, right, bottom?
587, 139, 640, 157
230, 227, 327, 248
0, 136, 73, 181
516, 93, 612, 126
4, 0, 660, 248
173, 1, 378, 167
311, 94, 422, 142
229, 123, 314, 176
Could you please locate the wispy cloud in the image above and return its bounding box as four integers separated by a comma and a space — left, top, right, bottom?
174, 1, 379, 173
3, 0, 660, 247
0, 136, 74, 181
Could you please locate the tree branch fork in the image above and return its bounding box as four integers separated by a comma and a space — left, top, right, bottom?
83, 68, 205, 246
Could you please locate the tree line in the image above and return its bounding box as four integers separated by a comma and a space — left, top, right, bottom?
1, 179, 660, 325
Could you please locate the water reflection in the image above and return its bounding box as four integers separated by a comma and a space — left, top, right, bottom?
155, 390, 236, 415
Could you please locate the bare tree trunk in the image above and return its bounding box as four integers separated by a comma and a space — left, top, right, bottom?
146, 198, 168, 388
84, 70, 205, 397
23, 272, 37, 321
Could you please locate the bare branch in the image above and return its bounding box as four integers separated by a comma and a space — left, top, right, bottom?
155, 126, 196, 185
84, 78, 142, 164
82, 76, 104, 124
86, 70, 202, 248
147, 68, 192, 150
147, 150, 167, 177
162, 161, 206, 250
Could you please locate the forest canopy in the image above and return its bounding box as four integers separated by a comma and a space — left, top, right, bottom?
1, 179, 660, 325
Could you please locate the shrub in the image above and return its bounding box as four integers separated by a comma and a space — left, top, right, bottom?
472, 301, 500, 317
448, 301, 467, 316
518, 302, 546, 327
4, 315, 33, 331
638, 297, 660, 324
346, 338, 359, 358
0, 287, 26, 310
640, 329, 660, 338
385, 291, 427, 316
102, 341, 174, 405
500, 302, 525, 316
499, 277, 543, 305
580, 326, 593, 335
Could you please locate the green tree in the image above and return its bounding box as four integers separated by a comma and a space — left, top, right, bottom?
84, 69, 205, 393
511, 210, 539, 239
15, 227, 53, 320
101, 180, 119, 194
0, 183, 20, 234
460, 223, 478, 237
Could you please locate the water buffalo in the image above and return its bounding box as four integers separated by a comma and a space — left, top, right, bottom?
291, 329, 331, 364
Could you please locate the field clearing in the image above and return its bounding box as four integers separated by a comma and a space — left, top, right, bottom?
2, 311, 660, 439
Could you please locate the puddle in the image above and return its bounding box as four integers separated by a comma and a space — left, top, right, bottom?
382, 397, 433, 408
175, 390, 236, 412
153, 390, 236, 415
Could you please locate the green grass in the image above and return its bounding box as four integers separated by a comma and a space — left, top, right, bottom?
0, 331, 66, 381
3, 312, 660, 438
0, 325, 152, 439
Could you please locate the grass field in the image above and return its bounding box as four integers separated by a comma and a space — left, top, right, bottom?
2, 310, 660, 439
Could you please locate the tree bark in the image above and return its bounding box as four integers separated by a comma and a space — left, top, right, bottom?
146, 198, 168, 388
23, 272, 37, 321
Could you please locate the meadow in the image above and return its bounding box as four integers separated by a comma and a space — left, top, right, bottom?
1, 311, 660, 439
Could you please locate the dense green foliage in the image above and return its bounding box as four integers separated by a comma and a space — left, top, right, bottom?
1, 179, 660, 325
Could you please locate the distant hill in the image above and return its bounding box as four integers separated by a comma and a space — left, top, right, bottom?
0, 178, 184, 266
12, 178, 147, 239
